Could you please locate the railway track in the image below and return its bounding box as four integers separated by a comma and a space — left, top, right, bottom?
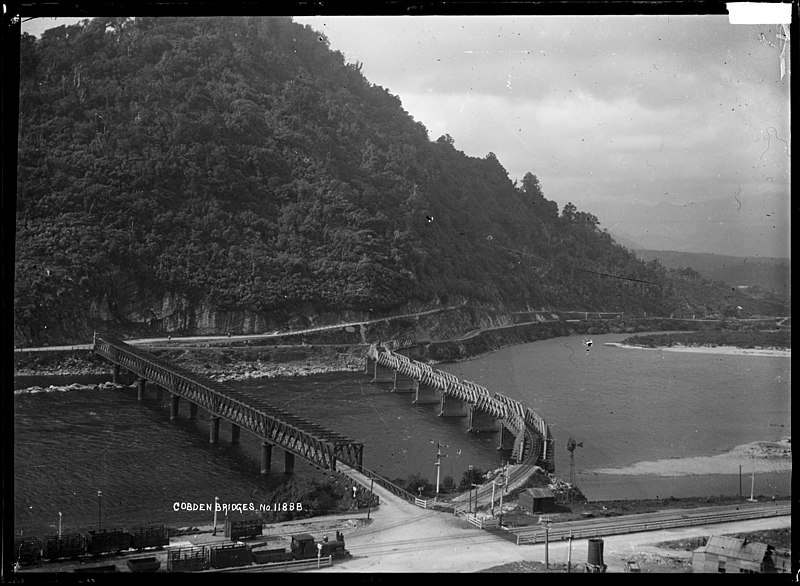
510, 503, 791, 545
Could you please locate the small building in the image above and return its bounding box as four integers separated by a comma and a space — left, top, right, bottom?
692, 535, 787, 573
518, 487, 556, 513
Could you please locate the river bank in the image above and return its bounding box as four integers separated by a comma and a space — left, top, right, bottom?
604, 342, 791, 358
590, 439, 792, 477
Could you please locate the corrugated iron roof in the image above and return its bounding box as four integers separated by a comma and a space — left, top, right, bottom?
525, 488, 555, 499
694, 535, 769, 563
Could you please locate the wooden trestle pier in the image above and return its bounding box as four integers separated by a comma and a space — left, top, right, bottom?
365, 343, 555, 472
92, 335, 363, 473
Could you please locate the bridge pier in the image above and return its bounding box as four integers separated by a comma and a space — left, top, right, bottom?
260, 442, 272, 474
189, 402, 198, 420
364, 356, 376, 375
284, 451, 295, 474
136, 378, 146, 401
392, 372, 418, 393
231, 424, 240, 444
112, 364, 120, 384
170, 394, 180, 420
413, 383, 440, 404
438, 394, 467, 417
468, 406, 499, 432
371, 362, 395, 383
497, 423, 516, 450
209, 416, 220, 444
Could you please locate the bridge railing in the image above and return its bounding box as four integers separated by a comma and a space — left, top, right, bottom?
358, 466, 417, 504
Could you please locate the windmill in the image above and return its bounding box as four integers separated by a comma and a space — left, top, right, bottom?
566, 437, 584, 486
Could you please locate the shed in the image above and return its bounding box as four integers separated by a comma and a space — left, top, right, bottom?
692, 535, 780, 573
518, 487, 556, 513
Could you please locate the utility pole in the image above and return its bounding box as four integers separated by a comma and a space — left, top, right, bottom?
97, 491, 102, 531
747, 472, 757, 502
567, 531, 573, 573
367, 478, 374, 520
498, 462, 507, 524
434, 442, 447, 494
541, 516, 552, 569
213, 496, 219, 536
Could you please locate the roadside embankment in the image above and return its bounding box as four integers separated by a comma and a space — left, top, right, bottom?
14, 315, 778, 380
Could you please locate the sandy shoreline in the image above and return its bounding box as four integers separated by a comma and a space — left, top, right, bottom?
590, 440, 792, 477
604, 342, 791, 357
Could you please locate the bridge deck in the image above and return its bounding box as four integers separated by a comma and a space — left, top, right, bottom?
93, 335, 363, 470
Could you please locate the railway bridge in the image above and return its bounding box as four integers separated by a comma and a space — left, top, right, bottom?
365, 343, 555, 473
92, 335, 364, 473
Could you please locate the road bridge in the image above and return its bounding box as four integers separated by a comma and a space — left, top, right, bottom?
365, 343, 554, 473
92, 335, 363, 473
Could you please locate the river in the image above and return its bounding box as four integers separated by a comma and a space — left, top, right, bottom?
13, 332, 790, 537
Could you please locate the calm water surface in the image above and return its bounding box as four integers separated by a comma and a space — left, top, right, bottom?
14, 333, 790, 536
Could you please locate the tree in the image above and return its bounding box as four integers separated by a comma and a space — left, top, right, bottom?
440, 475, 456, 493
458, 467, 484, 491
436, 133, 455, 145
521, 172, 543, 200
561, 202, 578, 222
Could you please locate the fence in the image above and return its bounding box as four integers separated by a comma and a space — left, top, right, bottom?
359, 466, 417, 504
251, 555, 333, 572
414, 497, 439, 509
457, 510, 501, 530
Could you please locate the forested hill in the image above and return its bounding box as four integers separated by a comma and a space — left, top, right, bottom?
13, 17, 771, 346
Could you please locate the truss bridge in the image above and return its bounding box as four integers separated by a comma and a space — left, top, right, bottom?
92, 335, 363, 473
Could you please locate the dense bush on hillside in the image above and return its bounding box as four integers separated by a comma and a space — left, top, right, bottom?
15, 16, 754, 346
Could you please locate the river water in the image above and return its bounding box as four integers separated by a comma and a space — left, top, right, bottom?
13, 332, 791, 537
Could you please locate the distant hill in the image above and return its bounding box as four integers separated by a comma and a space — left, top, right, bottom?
602, 195, 790, 259
636, 250, 791, 296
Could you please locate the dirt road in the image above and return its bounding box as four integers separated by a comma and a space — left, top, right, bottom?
313, 475, 791, 573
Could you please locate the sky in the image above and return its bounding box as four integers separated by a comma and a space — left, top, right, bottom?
19, 12, 791, 258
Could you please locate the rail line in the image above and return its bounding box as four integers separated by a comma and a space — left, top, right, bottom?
511, 503, 791, 545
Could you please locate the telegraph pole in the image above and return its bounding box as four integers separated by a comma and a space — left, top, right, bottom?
367, 478, 374, 520
567, 531, 573, 573
213, 496, 219, 536
434, 441, 447, 494
97, 491, 102, 531
498, 462, 507, 524
541, 516, 552, 569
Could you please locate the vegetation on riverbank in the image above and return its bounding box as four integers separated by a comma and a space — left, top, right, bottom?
620, 327, 790, 350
